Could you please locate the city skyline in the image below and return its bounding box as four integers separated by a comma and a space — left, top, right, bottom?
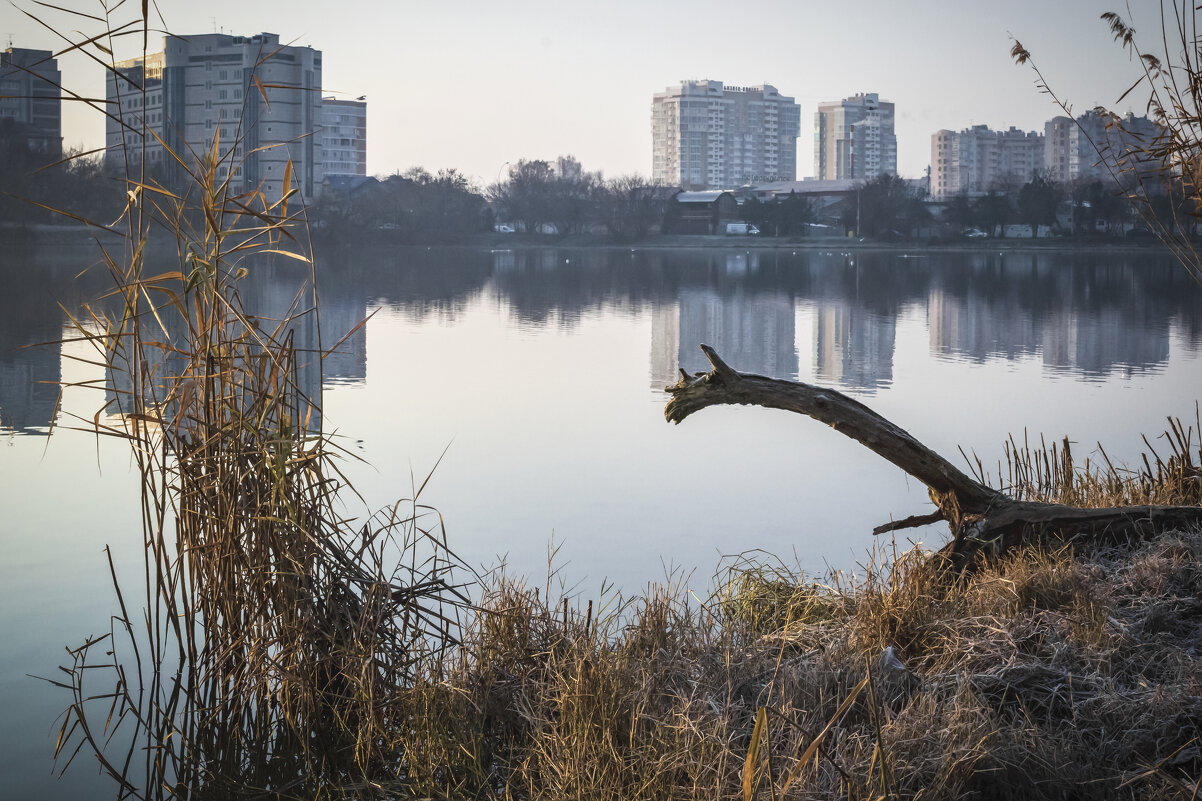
6, 0, 1159, 185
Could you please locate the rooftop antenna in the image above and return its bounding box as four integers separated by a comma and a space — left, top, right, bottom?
210, 17, 217, 33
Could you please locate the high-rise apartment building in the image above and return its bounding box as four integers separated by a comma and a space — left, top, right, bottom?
930, 125, 1044, 199
651, 80, 801, 190
320, 97, 367, 177
106, 32, 323, 201
0, 47, 62, 158
814, 93, 896, 181
1044, 110, 1160, 184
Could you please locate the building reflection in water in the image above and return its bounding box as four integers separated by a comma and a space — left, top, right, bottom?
0, 328, 60, 433
650, 251, 798, 390
74, 258, 367, 437
5, 245, 1201, 435
651, 288, 797, 389
813, 304, 895, 393
0, 245, 95, 433
925, 252, 1180, 377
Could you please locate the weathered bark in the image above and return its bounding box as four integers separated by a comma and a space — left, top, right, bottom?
665, 345, 1202, 563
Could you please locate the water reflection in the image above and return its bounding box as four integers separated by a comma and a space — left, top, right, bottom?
813, 305, 895, 392
925, 254, 1181, 377
4, 244, 1202, 437
653, 288, 797, 388
0, 243, 108, 432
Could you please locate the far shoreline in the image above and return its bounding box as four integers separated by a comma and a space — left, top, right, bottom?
4, 222, 1184, 256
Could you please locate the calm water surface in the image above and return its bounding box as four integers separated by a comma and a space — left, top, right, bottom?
2, 242, 1201, 798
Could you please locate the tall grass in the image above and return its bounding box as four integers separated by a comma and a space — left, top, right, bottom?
963, 407, 1202, 509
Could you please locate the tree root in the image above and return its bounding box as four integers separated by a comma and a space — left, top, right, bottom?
665, 345, 1202, 567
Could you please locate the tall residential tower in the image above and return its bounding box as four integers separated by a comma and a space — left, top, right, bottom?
106, 32, 323, 201
651, 80, 801, 190
814, 93, 896, 181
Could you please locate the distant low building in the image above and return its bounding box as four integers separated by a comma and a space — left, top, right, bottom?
667, 190, 740, 234
742, 179, 857, 228
0, 47, 62, 158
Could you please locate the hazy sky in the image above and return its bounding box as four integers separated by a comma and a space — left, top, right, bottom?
6, 0, 1165, 184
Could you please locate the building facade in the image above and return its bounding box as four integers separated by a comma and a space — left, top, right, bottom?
930, 125, 1044, 200
651, 80, 801, 190
106, 32, 323, 201
0, 47, 62, 158
1044, 110, 1160, 184
814, 93, 896, 182
320, 97, 366, 177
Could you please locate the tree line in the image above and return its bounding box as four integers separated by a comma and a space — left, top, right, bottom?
4, 128, 1181, 244
846, 170, 1181, 240
311, 155, 677, 242
0, 119, 126, 228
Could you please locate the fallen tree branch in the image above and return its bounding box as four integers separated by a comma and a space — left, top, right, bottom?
665, 345, 1202, 563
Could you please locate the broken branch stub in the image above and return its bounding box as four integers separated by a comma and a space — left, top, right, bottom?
665, 345, 1202, 561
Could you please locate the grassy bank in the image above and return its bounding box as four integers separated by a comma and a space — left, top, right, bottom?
376, 525, 1202, 800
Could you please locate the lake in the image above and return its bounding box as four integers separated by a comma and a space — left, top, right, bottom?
2, 241, 1201, 798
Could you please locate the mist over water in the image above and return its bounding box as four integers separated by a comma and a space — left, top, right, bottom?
2, 242, 1201, 798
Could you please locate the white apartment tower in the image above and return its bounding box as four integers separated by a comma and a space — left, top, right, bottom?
320, 97, 367, 176
930, 125, 1044, 200
651, 80, 801, 190
814, 93, 897, 181
106, 33, 323, 201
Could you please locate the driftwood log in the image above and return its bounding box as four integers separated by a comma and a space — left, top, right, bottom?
665, 345, 1202, 563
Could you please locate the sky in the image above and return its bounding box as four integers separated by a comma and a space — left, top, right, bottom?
4, 0, 1167, 185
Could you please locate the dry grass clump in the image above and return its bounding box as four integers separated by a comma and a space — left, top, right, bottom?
393, 529, 1201, 801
